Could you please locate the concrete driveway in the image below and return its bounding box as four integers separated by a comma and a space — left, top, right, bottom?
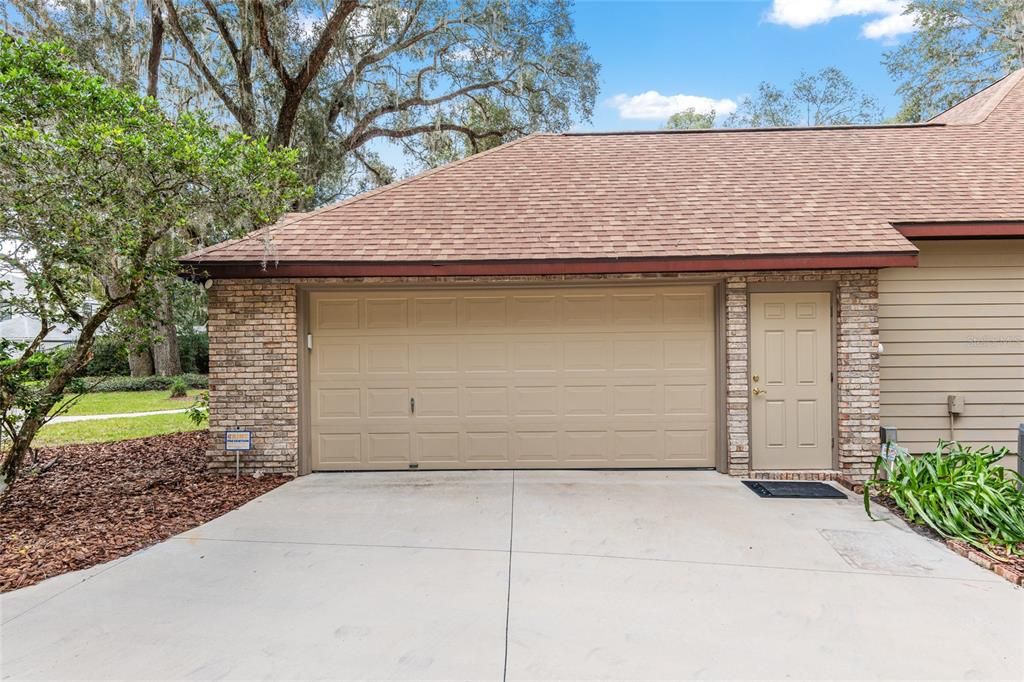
2, 471, 1021, 680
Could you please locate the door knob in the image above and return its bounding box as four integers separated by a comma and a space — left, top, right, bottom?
752, 387, 767, 396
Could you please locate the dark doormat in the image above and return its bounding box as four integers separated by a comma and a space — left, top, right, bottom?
742, 480, 847, 499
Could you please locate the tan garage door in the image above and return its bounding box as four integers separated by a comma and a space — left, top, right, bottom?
308, 285, 716, 470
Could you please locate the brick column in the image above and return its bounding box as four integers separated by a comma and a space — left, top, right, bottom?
835, 270, 880, 483
206, 279, 300, 475
725, 277, 750, 475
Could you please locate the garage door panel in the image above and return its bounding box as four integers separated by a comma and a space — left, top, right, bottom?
510, 386, 560, 417
564, 385, 611, 416
612, 340, 661, 370
613, 385, 662, 416
364, 297, 408, 328
510, 295, 559, 325
367, 432, 411, 464
665, 338, 712, 369
315, 387, 361, 419
315, 298, 359, 329
513, 431, 560, 463
415, 387, 459, 417
665, 384, 710, 415
415, 432, 460, 464
564, 340, 611, 370
512, 341, 560, 371
366, 388, 409, 418
309, 285, 716, 471
665, 430, 712, 464
316, 433, 361, 465
315, 341, 360, 374
465, 432, 509, 463
414, 342, 458, 372
413, 297, 457, 327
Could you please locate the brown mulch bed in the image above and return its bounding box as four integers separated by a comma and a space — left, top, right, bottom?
869, 492, 1024, 586
0, 431, 287, 593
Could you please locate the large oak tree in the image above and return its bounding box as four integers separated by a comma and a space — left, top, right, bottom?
0, 34, 306, 483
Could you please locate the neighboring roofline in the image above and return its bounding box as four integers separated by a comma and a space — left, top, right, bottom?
181, 251, 918, 280
893, 221, 1024, 239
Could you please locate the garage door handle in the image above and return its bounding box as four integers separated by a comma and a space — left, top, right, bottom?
410, 397, 415, 414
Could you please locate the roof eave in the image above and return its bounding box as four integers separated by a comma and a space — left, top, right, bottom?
893, 221, 1024, 239
179, 252, 919, 280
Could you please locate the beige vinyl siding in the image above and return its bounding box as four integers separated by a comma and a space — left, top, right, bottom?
879, 239, 1024, 456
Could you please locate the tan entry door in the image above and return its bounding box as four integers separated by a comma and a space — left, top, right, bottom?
750, 292, 832, 470
307, 285, 716, 471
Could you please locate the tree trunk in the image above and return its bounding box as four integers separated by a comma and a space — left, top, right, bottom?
151, 284, 181, 376
128, 347, 155, 377
146, 6, 164, 99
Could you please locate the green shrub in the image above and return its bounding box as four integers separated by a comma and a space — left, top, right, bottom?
177, 332, 209, 375
23, 350, 54, 381
81, 373, 208, 392
169, 377, 189, 398
865, 441, 1024, 557
82, 336, 130, 376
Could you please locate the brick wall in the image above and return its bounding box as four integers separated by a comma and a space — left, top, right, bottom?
206, 279, 299, 474
204, 270, 879, 481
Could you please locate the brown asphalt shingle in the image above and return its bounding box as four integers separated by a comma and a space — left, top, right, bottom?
183, 69, 1024, 266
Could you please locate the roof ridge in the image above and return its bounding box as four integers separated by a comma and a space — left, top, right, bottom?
560, 122, 941, 136
929, 68, 1024, 125
188, 132, 546, 261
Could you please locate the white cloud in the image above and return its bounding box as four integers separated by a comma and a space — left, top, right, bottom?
766, 0, 916, 40
608, 92, 738, 120
861, 10, 917, 39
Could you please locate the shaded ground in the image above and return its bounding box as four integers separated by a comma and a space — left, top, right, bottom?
0, 431, 287, 592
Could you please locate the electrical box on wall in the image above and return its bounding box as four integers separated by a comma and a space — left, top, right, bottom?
947, 394, 965, 415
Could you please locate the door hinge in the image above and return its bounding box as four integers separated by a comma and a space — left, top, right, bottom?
306, 333, 313, 351
830, 371, 834, 383
410, 397, 415, 414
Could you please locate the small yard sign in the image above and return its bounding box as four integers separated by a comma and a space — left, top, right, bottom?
225, 431, 252, 451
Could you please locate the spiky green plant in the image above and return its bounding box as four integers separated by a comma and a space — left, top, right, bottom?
865, 441, 1024, 559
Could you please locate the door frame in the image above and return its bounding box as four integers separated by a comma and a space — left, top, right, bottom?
296, 278, 725, 474
746, 282, 839, 471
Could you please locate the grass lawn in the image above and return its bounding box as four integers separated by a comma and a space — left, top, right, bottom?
36, 412, 202, 447
52, 390, 197, 417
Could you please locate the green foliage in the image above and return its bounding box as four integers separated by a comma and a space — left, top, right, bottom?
665, 108, 715, 130
177, 332, 209, 375
865, 441, 1024, 558
82, 374, 208, 393
885, 0, 1024, 122
725, 67, 883, 127
11, 1, 600, 203
187, 391, 209, 427
82, 337, 130, 376
169, 378, 188, 399
0, 33, 306, 482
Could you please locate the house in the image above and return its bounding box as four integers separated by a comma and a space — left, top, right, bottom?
0, 273, 98, 349
181, 70, 1024, 483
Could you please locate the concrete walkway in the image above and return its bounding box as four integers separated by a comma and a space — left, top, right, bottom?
2, 471, 1021, 680
48, 408, 187, 423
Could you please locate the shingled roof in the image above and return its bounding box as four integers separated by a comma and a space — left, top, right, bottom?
183, 69, 1024, 278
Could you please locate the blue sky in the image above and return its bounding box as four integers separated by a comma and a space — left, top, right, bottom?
576, 0, 915, 131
